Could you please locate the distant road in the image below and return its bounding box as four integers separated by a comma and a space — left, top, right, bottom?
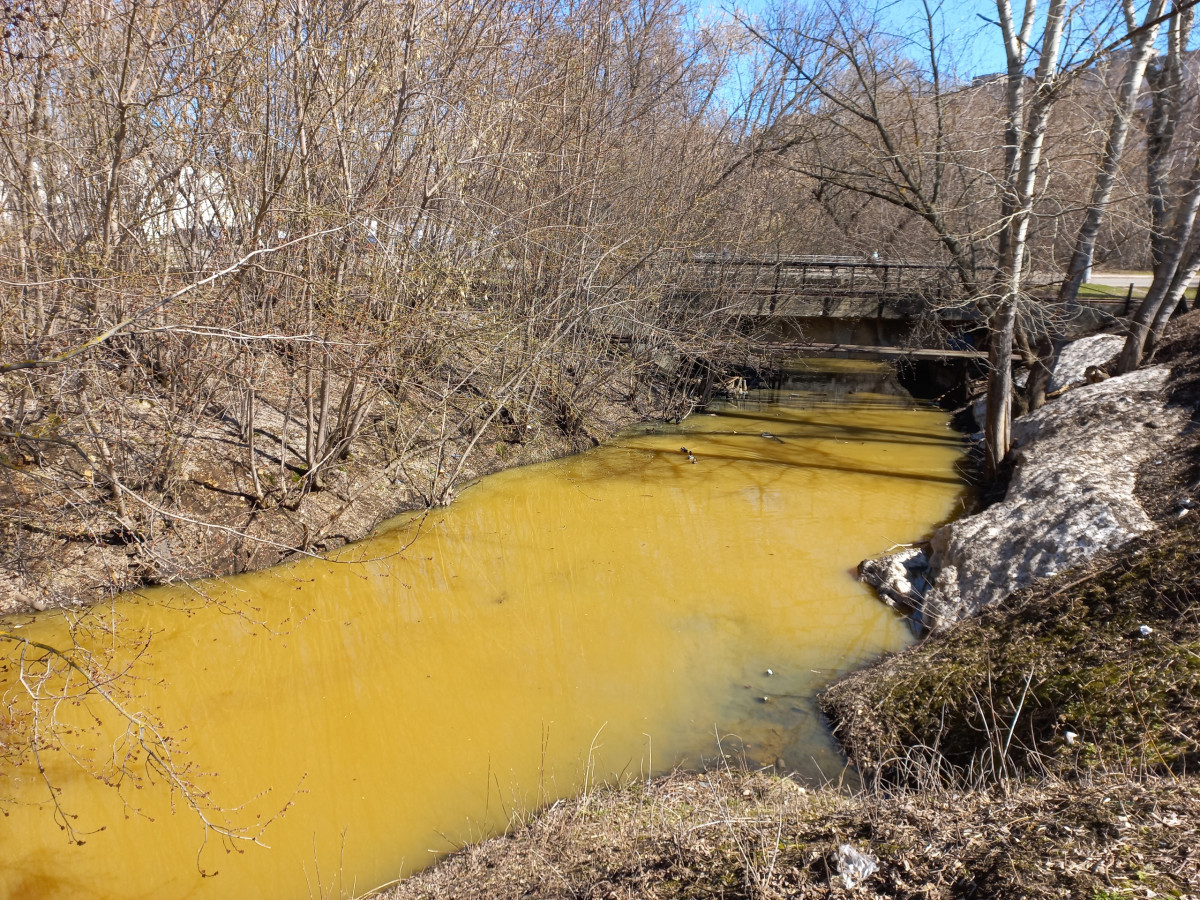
1088, 271, 1199, 289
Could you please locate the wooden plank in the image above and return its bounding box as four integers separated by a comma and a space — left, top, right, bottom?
754, 342, 1014, 361
669, 284, 1129, 321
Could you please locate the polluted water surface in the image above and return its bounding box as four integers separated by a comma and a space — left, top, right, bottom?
0, 359, 966, 899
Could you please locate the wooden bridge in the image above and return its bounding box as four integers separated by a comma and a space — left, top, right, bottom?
603, 254, 1138, 363
678, 254, 1132, 324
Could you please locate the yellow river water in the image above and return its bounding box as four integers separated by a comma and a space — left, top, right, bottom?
0, 361, 965, 900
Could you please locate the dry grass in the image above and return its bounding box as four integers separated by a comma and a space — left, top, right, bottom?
373, 768, 1200, 900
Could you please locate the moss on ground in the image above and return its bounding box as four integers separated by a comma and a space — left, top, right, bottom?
822, 520, 1200, 781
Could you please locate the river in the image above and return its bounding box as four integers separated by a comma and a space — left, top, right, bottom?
0, 360, 965, 899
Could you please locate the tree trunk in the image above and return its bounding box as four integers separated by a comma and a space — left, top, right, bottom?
1118, 157, 1200, 372
1146, 7, 1193, 267
1057, 0, 1164, 308
1148, 239, 1200, 351
987, 0, 1069, 471
1024, 4, 1163, 414
1024, 336, 1057, 412
985, 301, 1017, 478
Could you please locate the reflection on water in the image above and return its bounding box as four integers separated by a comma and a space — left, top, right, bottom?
0, 360, 965, 900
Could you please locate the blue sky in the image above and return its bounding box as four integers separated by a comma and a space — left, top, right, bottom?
698, 0, 1176, 81
694, 0, 1010, 77
878, 0, 1015, 76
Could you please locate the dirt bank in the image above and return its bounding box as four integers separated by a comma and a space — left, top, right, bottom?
0, 353, 698, 614
824, 517, 1200, 781
824, 311, 1200, 782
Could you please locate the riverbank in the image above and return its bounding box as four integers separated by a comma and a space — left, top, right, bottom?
371, 316, 1200, 899
0, 351, 700, 614
0, 359, 968, 900
375, 769, 1198, 899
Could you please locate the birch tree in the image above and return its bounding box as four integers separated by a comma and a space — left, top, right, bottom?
1022, 0, 1165, 410
1117, 154, 1200, 371
741, 0, 1080, 478
1116, 1, 1200, 372
1057, 0, 1167, 309
984, 0, 1071, 476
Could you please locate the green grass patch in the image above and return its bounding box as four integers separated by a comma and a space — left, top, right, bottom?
1077, 282, 1147, 300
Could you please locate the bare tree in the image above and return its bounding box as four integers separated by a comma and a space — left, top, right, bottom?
1116, 0, 1200, 372
738, 0, 1084, 477
983, 0, 1075, 468
1057, 0, 1168, 311
0, 0, 762, 829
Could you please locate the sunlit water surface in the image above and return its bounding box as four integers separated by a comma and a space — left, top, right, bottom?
0, 361, 965, 899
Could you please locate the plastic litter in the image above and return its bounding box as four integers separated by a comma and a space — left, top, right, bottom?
1138, 624, 1154, 637
834, 843, 878, 890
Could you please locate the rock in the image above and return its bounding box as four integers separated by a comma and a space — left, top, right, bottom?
1047, 334, 1124, 393
652, 351, 680, 374
858, 547, 928, 611
971, 396, 987, 432
922, 365, 1184, 629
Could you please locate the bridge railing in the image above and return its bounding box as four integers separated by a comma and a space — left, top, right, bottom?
671, 254, 963, 319
673, 256, 1133, 320
681, 254, 955, 293
589, 256, 1134, 334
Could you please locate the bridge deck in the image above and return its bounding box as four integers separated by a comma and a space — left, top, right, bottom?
753, 342, 1010, 361
677, 255, 1134, 321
